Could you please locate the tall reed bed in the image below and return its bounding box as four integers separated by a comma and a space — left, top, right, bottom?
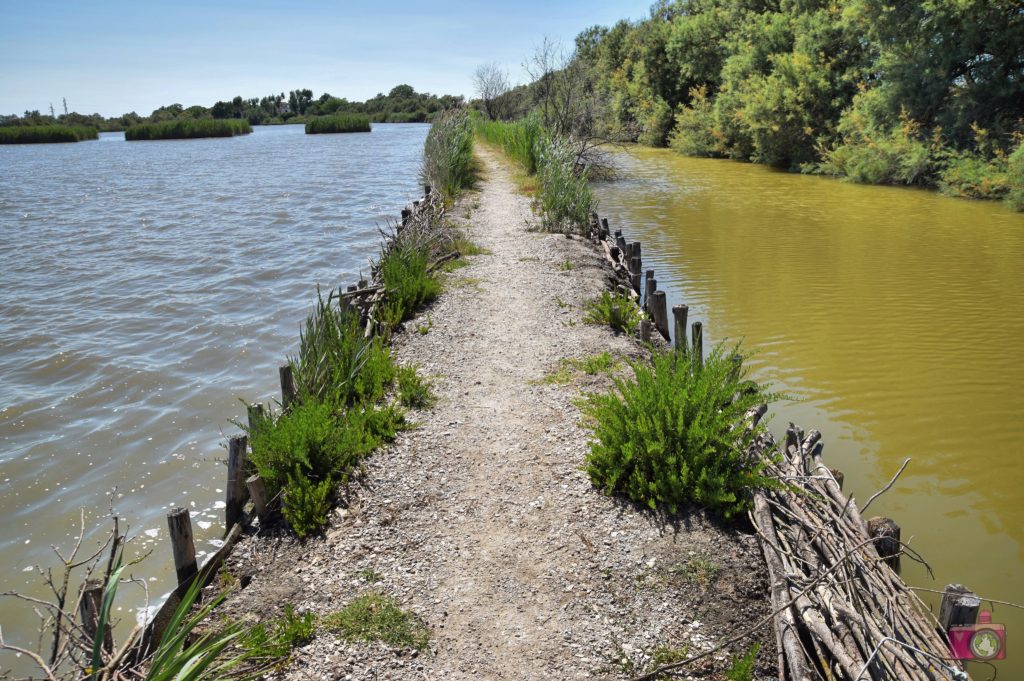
305, 113, 371, 134
0, 124, 98, 144
474, 116, 543, 174
473, 117, 594, 234
421, 108, 476, 201
124, 119, 252, 140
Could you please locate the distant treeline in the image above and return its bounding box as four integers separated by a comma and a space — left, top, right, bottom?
2, 84, 463, 133
483, 0, 1023, 209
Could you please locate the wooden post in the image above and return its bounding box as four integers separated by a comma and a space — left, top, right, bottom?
78, 579, 112, 651
279, 365, 296, 409
600, 218, 609, 240
610, 246, 621, 262
639, 319, 652, 343
617, 235, 627, 255
672, 305, 689, 354
630, 242, 641, 272
167, 507, 198, 587
401, 208, 411, 227
346, 284, 357, 293
358, 278, 368, 289
939, 584, 981, 631
645, 277, 657, 313
226, 435, 249, 528
630, 271, 641, 295
424, 184, 431, 198
867, 516, 901, 569
829, 468, 845, 490
246, 474, 268, 521
651, 291, 668, 341
246, 402, 264, 431
691, 321, 703, 369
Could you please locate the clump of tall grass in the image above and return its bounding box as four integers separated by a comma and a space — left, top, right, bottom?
422, 108, 476, 201
579, 345, 783, 518
475, 116, 543, 174
0, 124, 98, 144
378, 242, 443, 331
305, 113, 371, 134
322, 593, 430, 650
534, 135, 595, 233
583, 291, 645, 334
125, 119, 251, 140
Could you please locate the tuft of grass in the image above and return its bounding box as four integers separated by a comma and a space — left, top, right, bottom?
725, 643, 760, 681
554, 296, 569, 309
358, 569, 383, 583
583, 291, 645, 334
0, 124, 98, 144
533, 135, 595, 234
240, 605, 316, 662
475, 116, 544, 174
322, 593, 430, 650
416, 315, 433, 335
536, 353, 619, 385
305, 113, 371, 134
671, 557, 721, 585
125, 119, 251, 140
560, 260, 575, 271
579, 345, 783, 518
396, 364, 436, 409
422, 108, 476, 201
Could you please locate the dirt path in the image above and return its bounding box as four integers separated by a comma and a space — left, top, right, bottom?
222, 147, 772, 680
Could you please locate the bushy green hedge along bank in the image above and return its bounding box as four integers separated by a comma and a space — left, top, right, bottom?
421, 108, 476, 201
124, 118, 251, 140
304, 113, 371, 134
0, 124, 98, 144
473, 116, 594, 234
580, 345, 783, 519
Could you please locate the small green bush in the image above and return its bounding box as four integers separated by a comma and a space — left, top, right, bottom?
378, 244, 443, 330
1005, 142, 1024, 211
583, 291, 645, 334
283, 469, 333, 539
305, 113, 371, 134
396, 364, 436, 409
0, 124, 98, 144
125, 119, 251, 140
579, 346, 781, 518
322, 593, 430, 650
422, 108, 475, 200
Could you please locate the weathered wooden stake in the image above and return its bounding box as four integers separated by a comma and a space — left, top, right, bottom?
278, 365, 296, 409
631, 242, 641, 271
226, 435, 249, 528
617, 235, 627, 255
691, 321, 704, 369
829, 468, 845, 490
78, 579, 113, 651
358, 278, 368, 289
346, 284, 357, 293
645, 277, 657, 313
167, 507, 198, 587
246, 474, 268, 521
600, 218, 609, 240
610, 246, 621, 262
629, 257, 641, 293
639, 319, 652, 343
651, 291, 668, 340
939, 584, 981, 631
672, 305, 689, 354
424, 184, 432, 198
246, 402, 265, 431
867, 516, 901, 569
401, 208, 411, 227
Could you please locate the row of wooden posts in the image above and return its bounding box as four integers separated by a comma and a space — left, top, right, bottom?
589, 210, 983, 662
152, 187, 434, 613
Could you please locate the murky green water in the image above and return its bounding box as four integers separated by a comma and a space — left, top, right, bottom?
596, 147, 1024, 678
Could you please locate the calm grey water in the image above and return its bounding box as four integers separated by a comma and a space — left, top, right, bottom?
0, 123, 429, 650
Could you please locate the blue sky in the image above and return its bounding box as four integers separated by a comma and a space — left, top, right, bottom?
0, 0, 653, 118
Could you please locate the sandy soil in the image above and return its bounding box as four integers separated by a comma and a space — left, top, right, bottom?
217, 147, 774, 680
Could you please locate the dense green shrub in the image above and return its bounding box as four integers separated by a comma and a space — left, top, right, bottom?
0, 124, 98, 144
396, 364, 436, 409
534, 135, 594, 234
669, 87, 724, 158
475, 116, 543, 173
583, 291, 645, 334
283, 469, 333, 539
579, 346, 781, 518
421, 108, 475, 200
939, 152, 1010, 200
305, 113, 371, 134
817, 113, 938, 186
125, 119, 251, 140
378, 243, 443, 330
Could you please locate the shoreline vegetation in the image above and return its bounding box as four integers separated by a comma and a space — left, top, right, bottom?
304, 112, 372, 134
124, 118, 252, 141
0, 124, 98, 144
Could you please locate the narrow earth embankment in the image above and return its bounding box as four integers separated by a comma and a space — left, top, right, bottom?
219, 147, 772, 680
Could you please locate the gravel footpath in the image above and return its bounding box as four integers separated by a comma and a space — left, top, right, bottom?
218, 147, 774, 680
